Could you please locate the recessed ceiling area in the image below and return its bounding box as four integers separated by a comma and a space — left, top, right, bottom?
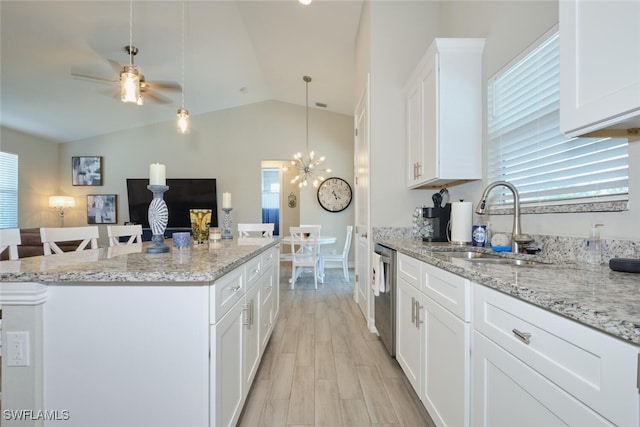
0, 0, 363, 143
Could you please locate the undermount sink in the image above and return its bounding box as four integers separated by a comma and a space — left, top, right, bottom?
465, 257, 544, 266
431, 251, 546, 266
432, 251, 501, 259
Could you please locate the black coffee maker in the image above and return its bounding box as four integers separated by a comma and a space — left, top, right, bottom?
419, 189, 451, 242
420, 205, 451, 242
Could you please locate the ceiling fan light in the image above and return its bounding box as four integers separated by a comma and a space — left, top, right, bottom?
177, 108, 190, 134
121, 66, 141, 104
299, 0, 312, 5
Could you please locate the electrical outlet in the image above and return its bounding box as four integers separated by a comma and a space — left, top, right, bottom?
7, 331, 30, 367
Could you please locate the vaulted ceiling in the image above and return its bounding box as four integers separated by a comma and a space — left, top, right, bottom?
0, 0, 363, 143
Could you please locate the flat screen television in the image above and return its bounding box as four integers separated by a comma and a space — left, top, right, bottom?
126, 178, 218, 229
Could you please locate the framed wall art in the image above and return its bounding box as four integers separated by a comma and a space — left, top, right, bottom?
87, 194, 117, 224
72, 156, 102, 186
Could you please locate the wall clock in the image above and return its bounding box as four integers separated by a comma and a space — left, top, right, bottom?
317, 177, 352, 213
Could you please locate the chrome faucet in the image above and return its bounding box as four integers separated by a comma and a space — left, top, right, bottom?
475, 181, 532, 254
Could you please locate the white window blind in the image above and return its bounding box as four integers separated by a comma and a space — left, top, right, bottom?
488, 30, 628, 205
0, 151, 19, 228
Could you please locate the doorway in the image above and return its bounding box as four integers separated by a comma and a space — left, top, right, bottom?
261, 160, 300, 237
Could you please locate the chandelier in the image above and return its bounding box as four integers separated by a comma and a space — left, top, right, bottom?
176, 0, 190, 134
121, 0, 142, 105
287, 76, 331, 188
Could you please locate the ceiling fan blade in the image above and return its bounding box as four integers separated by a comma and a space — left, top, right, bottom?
107, 59, 124, 74
144, 81, 182, 92
144, 90, 173, 104
71, 72, 119, 85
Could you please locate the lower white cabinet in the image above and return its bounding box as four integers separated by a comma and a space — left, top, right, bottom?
472, 283, 639, 426
395, 253, 471, 427
210, 246, 279, 427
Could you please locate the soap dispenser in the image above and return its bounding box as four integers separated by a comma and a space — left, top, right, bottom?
586, 223, 604, 265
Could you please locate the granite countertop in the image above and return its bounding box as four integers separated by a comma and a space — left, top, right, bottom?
377, 238, 640, 346
0, 238, 279, 284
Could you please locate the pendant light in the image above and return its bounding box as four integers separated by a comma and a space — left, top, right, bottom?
121, 0, 142, 105
287, 76, 331, 188
177, 0, 190, 134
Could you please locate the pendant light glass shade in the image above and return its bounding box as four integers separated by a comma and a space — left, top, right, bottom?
177, 108, 190, 134
120, 65, 141, 104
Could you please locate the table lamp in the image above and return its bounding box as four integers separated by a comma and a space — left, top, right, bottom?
49, 196, 75, 227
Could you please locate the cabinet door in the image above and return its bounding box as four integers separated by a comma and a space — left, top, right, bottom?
211, 301, 245, 427
395, 277, 423, 394
243, 282, 261, 391
560, 0, 640, 136
260, 265, 275, 351
472, 331, 614, 426
422, 295, 470, 427
406, 78, 423, 186
420, 53, 438, 184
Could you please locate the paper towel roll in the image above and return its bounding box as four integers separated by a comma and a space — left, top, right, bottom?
450, 201, 472, 244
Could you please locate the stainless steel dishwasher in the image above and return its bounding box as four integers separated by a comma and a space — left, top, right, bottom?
374, 243, 396, 357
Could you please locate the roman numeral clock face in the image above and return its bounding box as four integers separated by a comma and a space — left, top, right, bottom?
317, 177, 352, 213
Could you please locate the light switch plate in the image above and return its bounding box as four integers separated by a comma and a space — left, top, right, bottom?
7, 331, 30, 367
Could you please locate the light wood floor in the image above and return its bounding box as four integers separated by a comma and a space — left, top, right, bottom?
237, 264, 435, 427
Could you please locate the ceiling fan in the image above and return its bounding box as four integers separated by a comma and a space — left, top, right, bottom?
71, 45, 182, 105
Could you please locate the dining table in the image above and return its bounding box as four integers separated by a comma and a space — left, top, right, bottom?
279, 234, 337, 283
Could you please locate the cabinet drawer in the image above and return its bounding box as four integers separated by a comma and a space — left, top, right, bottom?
473, 284, 639, 427
397, 253, 421, 290
245, 255, 262, 290
261, 247, 277, 272
423, 263, 470, 321
210, 267, 244, 324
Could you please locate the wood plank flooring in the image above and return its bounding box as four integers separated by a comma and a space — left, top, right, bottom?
238, 264, 435, 427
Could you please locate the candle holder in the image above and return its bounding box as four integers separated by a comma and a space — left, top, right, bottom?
146, 185, 170, 253
222, 207, 233, 240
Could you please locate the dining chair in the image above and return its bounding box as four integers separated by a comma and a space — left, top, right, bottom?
0, 228, 21, 260
40, 226, 99, 255
238, 223, 274, 238
322, 225, 353, 281
107, 224, 143, 246
289, 226, 321, 289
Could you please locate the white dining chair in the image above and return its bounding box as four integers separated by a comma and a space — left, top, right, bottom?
0, 228, 21, 260
107, 224, 143, 246
322, 225, 353, 281
238, 223, 274, 238
289, 226, 321, 289
40, 226, 99, 255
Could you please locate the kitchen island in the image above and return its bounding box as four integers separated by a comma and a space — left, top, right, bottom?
0, 238, 280, 427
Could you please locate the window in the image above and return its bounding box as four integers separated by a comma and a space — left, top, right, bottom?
0, 151, 19, 228
487, 28, 628, 206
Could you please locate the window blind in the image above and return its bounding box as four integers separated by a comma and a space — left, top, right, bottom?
488, 30, 628, 205
0, 151, 19, 228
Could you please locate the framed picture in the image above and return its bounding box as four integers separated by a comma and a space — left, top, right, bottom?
87, 194, 117, 224
72, 156, 102, 186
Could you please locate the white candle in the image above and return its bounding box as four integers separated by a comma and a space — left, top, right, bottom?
149, 163, 166, 186
222, 192, 231, 209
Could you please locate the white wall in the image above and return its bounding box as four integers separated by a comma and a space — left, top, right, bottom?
57, 100, 355, 250
1, 126, 61, 228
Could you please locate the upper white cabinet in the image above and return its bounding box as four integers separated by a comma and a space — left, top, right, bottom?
405, 38, 485, 189
560, 0, 640, 137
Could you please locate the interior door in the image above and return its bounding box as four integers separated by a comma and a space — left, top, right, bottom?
354, 76, 371, 325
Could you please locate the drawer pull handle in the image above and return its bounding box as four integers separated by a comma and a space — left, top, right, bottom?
513, 328, 531, 345
415, 300, 422, 327
229, 285, 242, 293
411, 297, 416, 324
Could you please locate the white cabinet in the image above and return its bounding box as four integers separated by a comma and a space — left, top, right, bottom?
405, 38, 485, 189
210, 246, 280, 427
396, 264, 424, 392
395, 253, 471, 427
560, 0, 640, 137
472, 284, 639, 427
211, 296, 245, 427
